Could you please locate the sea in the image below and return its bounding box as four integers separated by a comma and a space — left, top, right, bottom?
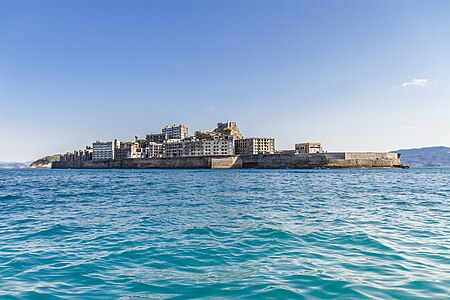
0, 168, 449, 299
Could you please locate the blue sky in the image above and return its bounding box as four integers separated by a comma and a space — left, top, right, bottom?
1, 0, 449, 161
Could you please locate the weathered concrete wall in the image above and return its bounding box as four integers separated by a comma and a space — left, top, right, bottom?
52, 152, 402, 169
211, 157, 242, 169
52, 157, 212, 169
240, 153, 401, 168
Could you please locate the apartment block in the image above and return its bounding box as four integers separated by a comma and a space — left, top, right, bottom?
235, 138, 275, 155
162, 140, 184, 157
148, 142, 163, 158
162, 124, 188, 140
93, 141, 116, 160
146, 133, 169, 143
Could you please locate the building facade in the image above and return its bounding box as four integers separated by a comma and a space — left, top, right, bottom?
162, 124, 188, 140
130, 142, 147, 159
162, 140, 184, 157
114, 142, 132, 160
146, 133, 169, 143
235, 138, 275, 155
61, 147, 93, 161
148, 142, 163, 158
93, 141, 116, 160
162, 136, 234, 157
295, 142, 324, 154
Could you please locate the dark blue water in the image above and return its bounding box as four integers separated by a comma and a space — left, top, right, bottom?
0, 168, 449, 299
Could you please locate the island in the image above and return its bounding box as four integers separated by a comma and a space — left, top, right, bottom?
34, 121, 405, 169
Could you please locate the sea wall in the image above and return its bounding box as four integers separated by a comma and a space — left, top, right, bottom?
52, 152, 402, 169
240, 152, 401, 168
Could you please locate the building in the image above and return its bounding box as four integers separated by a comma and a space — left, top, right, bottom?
131, 142, 147, 159
162, 124, 188, 140
148, 142, 163, 158
235, 138, 275, 155
184, 136, 234, 157
162, 136, 234, 157
146, 133, 169, 143
61, 146, 93, 161
162, 140, 184, 157
295, 142, 324, 154
115, 142, 132, 159
214, 121, 244, 140
60, 152, 74, 162
93, 141, 116, 160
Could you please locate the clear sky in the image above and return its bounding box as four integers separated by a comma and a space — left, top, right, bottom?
1, 0, 449, 162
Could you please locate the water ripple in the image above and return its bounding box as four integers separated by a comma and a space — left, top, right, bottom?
0, 168, 449, 299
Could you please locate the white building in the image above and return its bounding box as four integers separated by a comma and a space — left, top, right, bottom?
295, 142, 324, 154
162, 124, 188, 140
162, 136, 234, 157
148, 142, 163, 158
235, 138, 275, 155
93, 141, 116, 160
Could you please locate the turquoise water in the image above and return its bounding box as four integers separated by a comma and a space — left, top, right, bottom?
0, 168, 449, 299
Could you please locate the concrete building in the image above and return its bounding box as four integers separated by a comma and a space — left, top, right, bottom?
61, 146, 93, 162
184, 136, 234, 157
162, 124, 188, 140
162, 140, 184, 158
214, 121, 244, 140
146, 133, 169, 143
163, 136, 234, 158
148, 142, 163, 158
131, 142, 147, 159
61, 152, 74, 162
235, 138, 275, 155
93, 141, 116, 160
115, 142, 132, 159
295, 142, 324, 154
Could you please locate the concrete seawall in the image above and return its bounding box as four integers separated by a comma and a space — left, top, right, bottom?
51, 152, 402, 169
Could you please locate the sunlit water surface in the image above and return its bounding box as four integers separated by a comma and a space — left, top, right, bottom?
0, 168, 449, 299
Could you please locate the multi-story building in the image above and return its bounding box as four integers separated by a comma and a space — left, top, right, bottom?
61, 152, 74, 162
162, 124, 188, 140
214, 121, 244, 140
148, 142, 163, 158
146, 133, 169, 143
186, 136, 234, 156
61, 146, 93, 161
131, 142, 147, 159
115, 142, 132, 159
235, 138, 275, 155
93, 141, 116, 160
162, 140, 184, 158
295, 142, 324, 154
162, 136, 234, 157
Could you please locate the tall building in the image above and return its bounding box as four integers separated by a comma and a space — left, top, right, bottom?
93, 141, 116, 160
295, 143, 324, 154
148, 142, 163, 158
235, 138, 275, 155
115, 142, 132, 159
162, 124, 188, 140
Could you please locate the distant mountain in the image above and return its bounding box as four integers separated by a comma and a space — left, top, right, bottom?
0, 161, 30, 169
391, 146, 450, 167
